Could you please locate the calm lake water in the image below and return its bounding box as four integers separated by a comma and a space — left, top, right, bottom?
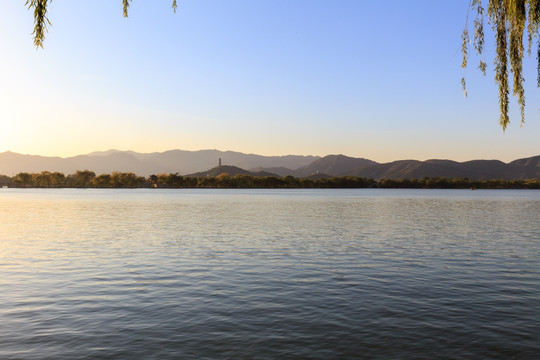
0, 188, 539, 359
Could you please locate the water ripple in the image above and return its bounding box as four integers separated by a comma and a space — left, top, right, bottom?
1, 189, 539, 359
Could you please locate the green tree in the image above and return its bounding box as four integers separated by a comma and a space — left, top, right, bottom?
462, 0, 540, 129
165, 173, 185, 187
0, 175, 15, 187
259, 176, 283, 188
233, 174, 255, 188
283, 175, 299, 188
50, 172, 66, 187
69, 170, 96, 188
183, 176, 198, 188
33, 171, 53, 188
197, 176, 217, 188
91, 174, 112, 188
13, 172, 33, 188
157, 172, 190, 188
110, 171, 145, 188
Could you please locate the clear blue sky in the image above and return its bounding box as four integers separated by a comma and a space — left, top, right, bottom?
0, 0, 539, 162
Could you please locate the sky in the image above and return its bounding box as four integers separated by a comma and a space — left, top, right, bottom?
0, 0, 539, 163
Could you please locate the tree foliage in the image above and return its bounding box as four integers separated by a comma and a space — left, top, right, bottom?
10, 170, 146, 188
26, 0, 178, 48
4, 171, 540, 189
462, 0, 540, 130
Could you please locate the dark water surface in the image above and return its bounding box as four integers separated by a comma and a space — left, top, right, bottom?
1, 189, 539, 359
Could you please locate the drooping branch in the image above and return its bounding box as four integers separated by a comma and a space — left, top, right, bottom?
493, 2, 510, 129
26, 0, 51, 48
508, 0, 526, 125
123, 0, 132, 18
462, 0, 540, 130
26, 0, 179, 46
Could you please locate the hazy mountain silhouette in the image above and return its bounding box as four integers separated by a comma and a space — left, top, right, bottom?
1, 150, 539, 180
508, 155, 540, 179
186, 165, 278, 178
253, 155, 377, 177
293, 154, 378, 177
0, 150, 318, 176
199, 154, 540, 180
349, 158, 525, 180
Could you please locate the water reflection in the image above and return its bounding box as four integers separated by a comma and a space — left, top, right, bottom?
1, 189, 539, 359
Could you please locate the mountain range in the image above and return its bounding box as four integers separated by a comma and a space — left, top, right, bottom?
0, 150, 318, 177
1, 150, 539, 180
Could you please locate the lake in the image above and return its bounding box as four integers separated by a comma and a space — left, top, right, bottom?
0, 189, 539, 359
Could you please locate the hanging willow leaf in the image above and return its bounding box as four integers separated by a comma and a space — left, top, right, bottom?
462, 0, 540, 130
123, 0, 132, 18
473, 1, 485, 54
26, 0, 51, 48
538, 41, 540, 86
508, 0, 526, 125
527, 0, 540, 54
26, 1, 179, 45
462, 28, 470, 68
479, 60, 487, 75
494, 3, 510, 129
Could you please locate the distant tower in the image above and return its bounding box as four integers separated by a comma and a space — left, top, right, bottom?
219, 158, 222, 168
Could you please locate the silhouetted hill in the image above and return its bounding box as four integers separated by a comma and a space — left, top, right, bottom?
0, 151, 75, 174
69, 153, 151, 175
294, 155, 378, 177
186, 165, 278, 178
350, 158, 525, 180
459, 160, 510, 179
508, 155, 540, 178
0, 150, 318, 176
255, 155, 378, 177
248, 167, 295, 177
142, 150, 318, 174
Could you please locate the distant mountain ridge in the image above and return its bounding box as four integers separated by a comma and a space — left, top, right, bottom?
0, 150, 318, 176
290, 155, 377, 177
0, 150, 539, 180
348, 157, 540, 180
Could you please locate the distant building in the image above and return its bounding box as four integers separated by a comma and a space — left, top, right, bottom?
219, 158, 222, 168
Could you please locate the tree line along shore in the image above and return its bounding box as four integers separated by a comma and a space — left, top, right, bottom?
1, 170, 540, 189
